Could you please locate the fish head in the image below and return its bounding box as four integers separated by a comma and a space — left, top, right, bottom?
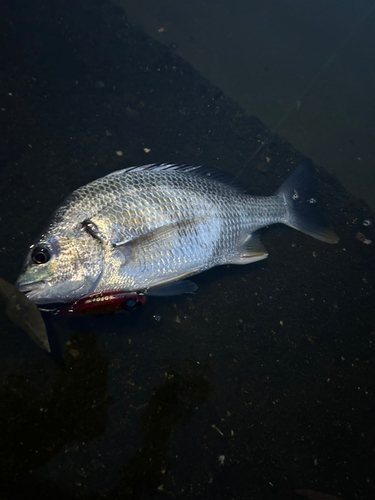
16, 225, 103, 304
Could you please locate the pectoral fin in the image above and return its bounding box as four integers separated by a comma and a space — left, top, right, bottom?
114, 218, 205, 250
113, 218, 207, 269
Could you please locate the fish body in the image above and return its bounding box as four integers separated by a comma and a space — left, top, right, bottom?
16, 162, 338, 304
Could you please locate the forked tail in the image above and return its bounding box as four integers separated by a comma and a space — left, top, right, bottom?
275, 161, 339, 243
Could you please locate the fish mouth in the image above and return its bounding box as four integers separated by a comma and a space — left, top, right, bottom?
16, 280, 47, 299
16, 278, 90, 304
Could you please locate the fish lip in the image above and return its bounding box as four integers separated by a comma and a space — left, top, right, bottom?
16, 280, 46, 294
16, 278, 90, 304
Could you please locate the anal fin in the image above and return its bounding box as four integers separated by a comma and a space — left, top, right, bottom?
229, 232, 268, 265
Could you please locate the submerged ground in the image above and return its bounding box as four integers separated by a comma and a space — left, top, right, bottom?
0, 0, 374, 498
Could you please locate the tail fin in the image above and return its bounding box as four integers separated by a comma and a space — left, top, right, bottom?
276, 160, 339, 244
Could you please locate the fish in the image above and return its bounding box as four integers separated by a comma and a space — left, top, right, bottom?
15, 161, 338, 305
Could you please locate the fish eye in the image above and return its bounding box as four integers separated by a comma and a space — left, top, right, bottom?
31, 246, 51, 264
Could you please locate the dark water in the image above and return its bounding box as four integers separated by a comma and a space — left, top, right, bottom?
116, 0, 375, 212
0, 0, 374, 499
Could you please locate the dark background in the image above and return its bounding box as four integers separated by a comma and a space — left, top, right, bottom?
0, 0, 374, 498
115, 0, 375, 212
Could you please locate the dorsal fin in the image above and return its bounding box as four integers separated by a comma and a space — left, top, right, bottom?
105, 163, 246, 192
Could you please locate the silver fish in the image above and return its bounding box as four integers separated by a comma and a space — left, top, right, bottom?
16, 161, 338, 304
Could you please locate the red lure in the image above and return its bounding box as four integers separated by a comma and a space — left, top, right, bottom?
56, 291, 146, 316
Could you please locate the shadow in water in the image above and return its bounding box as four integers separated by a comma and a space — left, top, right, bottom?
0, 333, 112, 492
0, 341, 211, 499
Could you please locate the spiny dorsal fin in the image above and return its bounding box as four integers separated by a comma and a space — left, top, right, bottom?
105, 163, 246, 192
